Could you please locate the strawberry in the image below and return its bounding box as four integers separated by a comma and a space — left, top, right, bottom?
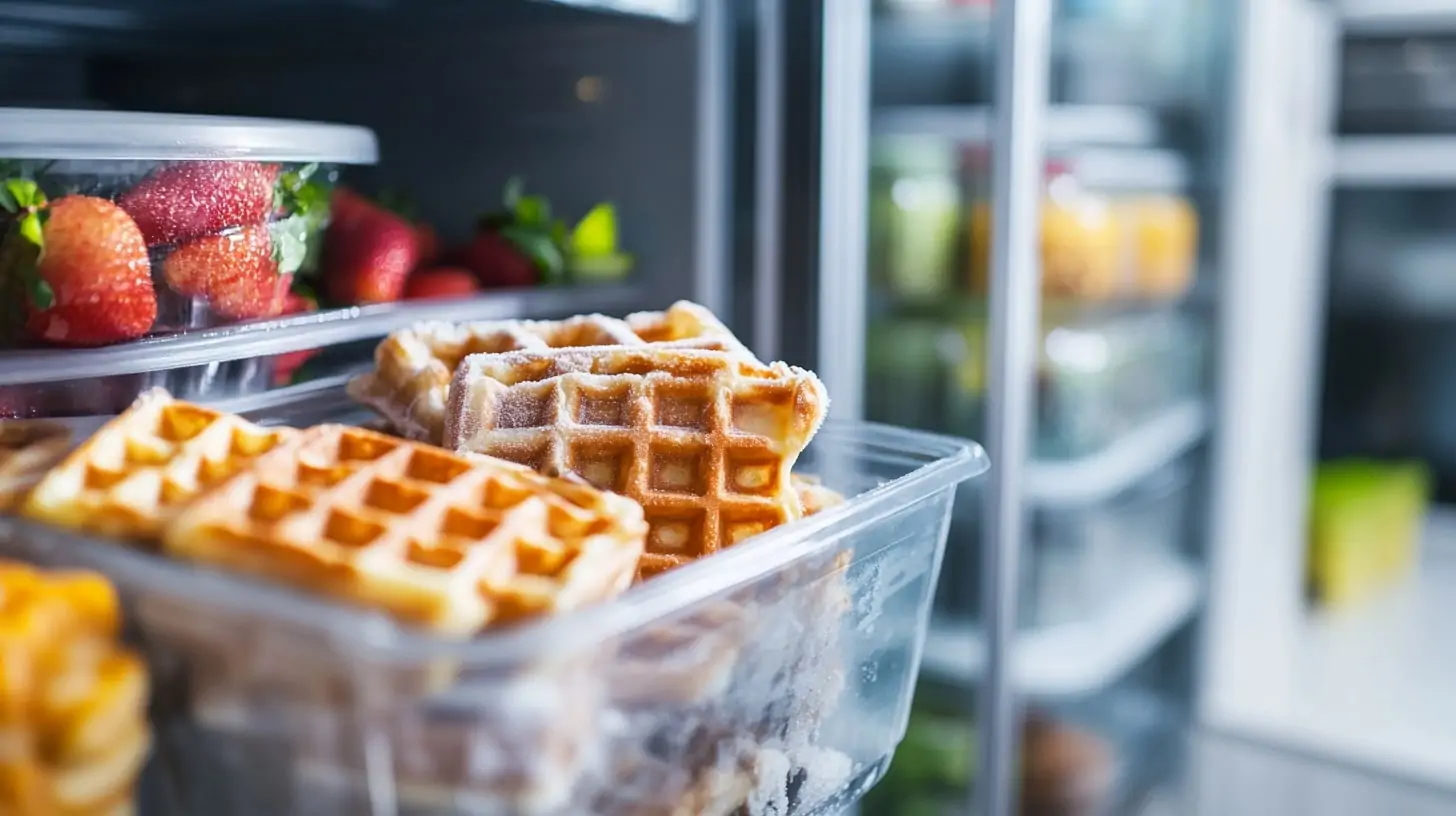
3, 192, 157, 347
118, 161, 280, 246
323, 192, 418, 304
456, 231, 538, 289
162, 225, 290, 320
404, 267, 480, 300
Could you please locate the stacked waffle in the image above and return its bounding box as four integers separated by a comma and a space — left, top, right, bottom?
348, 301, 753, 445
0, 561, 150, 816
17, 390, 647, 636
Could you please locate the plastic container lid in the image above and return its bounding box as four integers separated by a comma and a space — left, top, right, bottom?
0, 108, 379, 163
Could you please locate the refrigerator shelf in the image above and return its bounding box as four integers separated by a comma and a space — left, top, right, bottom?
873, 104, 1164, 149
1340, 0, 1456, 32
1333, 137, 1456, 186
1215, 508, 1456, 791
921, 557, 1201, 698
1027, 400, 1208, 508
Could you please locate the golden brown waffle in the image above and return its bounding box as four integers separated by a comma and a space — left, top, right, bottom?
0, 561, 151, 816
445, 347, 829, 578
0, 421, 71, 512
20, 390, 294, 545
790, 473, 845, 517
348, 301, 753, 444
162, 424, 646, 635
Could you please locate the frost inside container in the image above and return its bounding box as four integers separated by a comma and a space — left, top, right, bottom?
0, 417, 987, 816
0, 109, 377, 347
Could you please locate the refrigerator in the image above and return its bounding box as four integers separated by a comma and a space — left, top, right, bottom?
4, 0, 1456, 814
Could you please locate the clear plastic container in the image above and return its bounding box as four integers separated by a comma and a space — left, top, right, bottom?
0, 108, 377, 347
0, 283, 647, 419
0, 398, 987, 815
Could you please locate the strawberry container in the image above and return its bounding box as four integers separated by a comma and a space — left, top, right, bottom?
0, 108, 377, 347
0, 384, 989, 815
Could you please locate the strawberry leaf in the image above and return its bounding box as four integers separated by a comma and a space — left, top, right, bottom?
497, 224, 565, 283
25, 274, 53, 311
269, 214, 311, 277
514, 194, 551, 228
4, 179, 43, 211
17, 212, 44, 260
0, 185, 15, 214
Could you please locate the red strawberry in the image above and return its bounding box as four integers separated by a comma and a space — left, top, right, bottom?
23, 196, 156, 347
404, 267, 480, 300
118, 161, 280, 246
323, 193, 419, 304
162, 226, 290, 321
456, 231, 537, 289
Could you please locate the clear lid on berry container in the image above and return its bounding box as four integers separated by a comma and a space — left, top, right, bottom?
0, 108, 379, 163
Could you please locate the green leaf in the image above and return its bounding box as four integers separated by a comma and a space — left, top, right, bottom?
549, 219, 567, 247
497, 224, 565, 282
3, 178, 43, 211
0, 184, 15, 214
569, 253, 633, 281
269, 214, 311, 277
26, 275, 54, 311
570, 202, 619, 258
502, 176, 525, 211
17, 212, 44, 260
514, 194, 552, 227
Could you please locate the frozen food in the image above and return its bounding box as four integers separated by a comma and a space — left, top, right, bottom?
0, 561, 150, 816
445, 345, 828, 578
165, 423, 646, 635
20, 390, 294, 544
349, 300, 751, 444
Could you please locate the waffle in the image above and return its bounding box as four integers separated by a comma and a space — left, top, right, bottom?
0, 420, 72, 512
19, 390, 294, 546
446, 346, 828, 578
0, 562, 150, 816
162, 423, 646, 635
790, 473, 845, 517
348, 301, 753, 444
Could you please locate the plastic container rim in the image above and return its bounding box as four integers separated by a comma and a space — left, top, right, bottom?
0, 420, 986, 666
0, 285, 650, 386
0, 108, 379, 163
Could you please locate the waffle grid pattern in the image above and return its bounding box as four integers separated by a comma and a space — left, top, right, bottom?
348, 301, 752, 444
163, 424, 644, 634
20, 391, 292, 544
447, 348, 827, 578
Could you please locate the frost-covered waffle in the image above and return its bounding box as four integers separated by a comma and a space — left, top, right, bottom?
19, 390, 293, 545
0, 561, 150, 816
348, 301, 754, 444
445, 346, 829, 579
0, 420, 71, 512
163, 423, 646, 635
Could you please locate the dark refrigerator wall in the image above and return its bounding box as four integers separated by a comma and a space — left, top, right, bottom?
0, 3, 703, 307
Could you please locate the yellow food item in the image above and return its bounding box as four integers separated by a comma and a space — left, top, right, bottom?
0, 561, 149, 816
1126, 196, 1198, 300
968, 197, 1122, 301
